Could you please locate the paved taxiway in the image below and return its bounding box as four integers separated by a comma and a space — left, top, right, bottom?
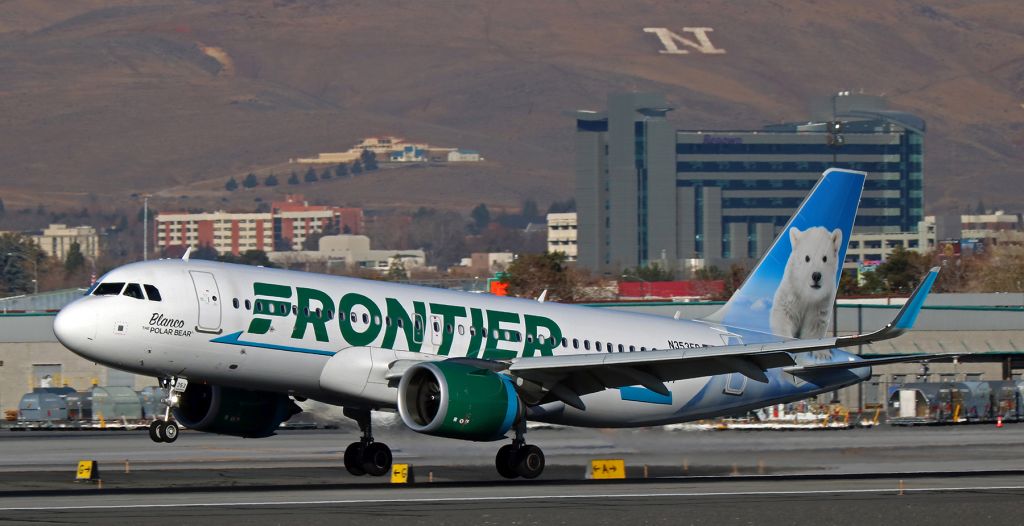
2, 423, 1024, 524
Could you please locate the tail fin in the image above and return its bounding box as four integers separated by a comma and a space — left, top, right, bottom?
704, 169, 866, 338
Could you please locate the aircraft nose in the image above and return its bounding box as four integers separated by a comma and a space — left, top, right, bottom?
53, 299, 96, 348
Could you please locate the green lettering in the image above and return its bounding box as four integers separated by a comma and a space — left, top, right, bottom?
466, 308, 485, 358
382, 298, 425, 352
338, 292, 382, 347
522, 314, 562, 357
291, 287, 333, 342
482, 309, 519, 360
247, 282, 292, 335
429, 303, 467, 356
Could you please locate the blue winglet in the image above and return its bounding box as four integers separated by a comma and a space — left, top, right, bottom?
892, 267, 939, 331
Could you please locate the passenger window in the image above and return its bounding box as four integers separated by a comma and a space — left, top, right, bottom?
433, 321, 440, 332
232, 298, 239, 309
93, 282, 125, 296
596, 342, 602, 352
469, 326, 475, 336
584, 340, 590, 351
385, 316, 392, 327
640, 347, 646, 352
123, 283, 145, 300
362, 313, 369, 324
327, 310, 334, 320
629, 345, 635, 352
618, 344, 624, 353
256, 302, 262, 313
292, 305, 298, 315
446, 324, 453, 334
458, 325, 465, 336
573, 338, 579, 349
315, 308, 322, 319
244, 299, 251, 310
268, 303, 275, 314
562, 337, 568, 348
144, 285, 162, 302
397, 318, 404, 328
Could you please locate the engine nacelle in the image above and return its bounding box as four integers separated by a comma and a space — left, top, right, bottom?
172, 383, 301, 438
397, 361, 521, 441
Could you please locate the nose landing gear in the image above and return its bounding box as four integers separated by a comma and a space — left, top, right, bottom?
150, 377, 185, 444
342, 408, 393, 477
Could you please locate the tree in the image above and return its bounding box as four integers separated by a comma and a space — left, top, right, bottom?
408, 207, 466, 268
502, 252, 580, 301
242, 173, 259, 188
64, 242, 85, 274
320, 168, 333, 181
220, 249, 274, 267
361, 148, 379, 171
470, 203, 491, 233
288, 171, 300, 185
264, 174, 279, 187
191, 245, 220, 261
521, 199, 540, 222
874, 247, 931, 293
351, 160, 363, 175
304, 167, 318, 183
386, 258, 408, 281
0, 234, 43, 294
547, 198, 576, 214
225, 177, 239, 191
622, 263, 674, 282
335, 163, 349, 178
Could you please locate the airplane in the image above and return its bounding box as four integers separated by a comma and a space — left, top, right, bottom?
53, 168, 947, 480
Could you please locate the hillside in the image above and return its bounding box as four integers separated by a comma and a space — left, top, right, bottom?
0, 0, 1021, 214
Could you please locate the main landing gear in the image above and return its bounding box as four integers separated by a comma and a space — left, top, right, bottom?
495, 420, 545, 479
150, 377, 184, 444
343, 408, 393, 477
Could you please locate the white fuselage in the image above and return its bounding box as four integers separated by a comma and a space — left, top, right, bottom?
54, 259, 869, 428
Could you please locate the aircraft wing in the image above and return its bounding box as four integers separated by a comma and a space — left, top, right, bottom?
506, 268, 942, 410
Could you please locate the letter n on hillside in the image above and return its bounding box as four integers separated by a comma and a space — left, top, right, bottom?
643, 27, 726, 55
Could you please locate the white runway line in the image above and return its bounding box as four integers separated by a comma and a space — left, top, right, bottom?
3, 485, 1024, 511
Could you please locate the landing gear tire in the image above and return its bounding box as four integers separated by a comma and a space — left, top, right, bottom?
344, 442, 367, 476
514, 445, 545, 479
161, 421, 179, 443
149, 421, 164, 443
495, 444, 519, 479
342, 408, 392, 477
361, 442, 393, 477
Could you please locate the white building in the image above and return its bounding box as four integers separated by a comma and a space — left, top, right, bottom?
268, 235, 426, 273
845, 218, 936, 266
546, 212, 578, 261
32, 224, 100, 260
447, 149, 483, 162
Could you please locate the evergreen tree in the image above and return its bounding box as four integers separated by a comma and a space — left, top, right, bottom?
225, 177, 239, 192
320, 167, 333, 181
470, 203, 491, 233
335, 163, 349, 178
264, 174, 279, 187
64, 242, 85, 274
351, 160, 363, 175
304, 167, 318, 183
360, 149, 379, 171
288, 171, 300, 185
242, 173, 259, 188
522, 199, 540, 222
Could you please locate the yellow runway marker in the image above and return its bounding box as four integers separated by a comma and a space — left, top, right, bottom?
591, 459, 625, 480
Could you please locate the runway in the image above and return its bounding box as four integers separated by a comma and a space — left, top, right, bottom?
2, 424, 1023, 524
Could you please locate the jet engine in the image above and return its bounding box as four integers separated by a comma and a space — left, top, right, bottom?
172, 383, 301, 438
397, 361, 522, 441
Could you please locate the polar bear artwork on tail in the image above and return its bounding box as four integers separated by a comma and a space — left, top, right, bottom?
769, 226, 843, 340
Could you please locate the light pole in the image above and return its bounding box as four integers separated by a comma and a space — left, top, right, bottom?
5, 250, 39, 295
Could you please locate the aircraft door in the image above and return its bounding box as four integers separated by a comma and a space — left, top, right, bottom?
190, 270, 223, 334
429, 314, 443, 348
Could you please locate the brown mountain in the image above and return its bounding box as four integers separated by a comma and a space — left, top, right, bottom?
0, 0, 1021, 214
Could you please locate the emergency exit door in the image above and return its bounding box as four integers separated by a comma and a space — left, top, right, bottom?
190, 271, 222, 333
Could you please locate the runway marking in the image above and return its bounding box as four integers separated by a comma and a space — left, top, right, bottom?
3, 485, 1024, 511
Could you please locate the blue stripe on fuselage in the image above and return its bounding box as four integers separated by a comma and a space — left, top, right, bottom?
210, 331, 337, 356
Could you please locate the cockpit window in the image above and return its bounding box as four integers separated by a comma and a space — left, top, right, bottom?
92, 282, 125, 296
144, 285, 162, 302
123, 283, 145, 300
